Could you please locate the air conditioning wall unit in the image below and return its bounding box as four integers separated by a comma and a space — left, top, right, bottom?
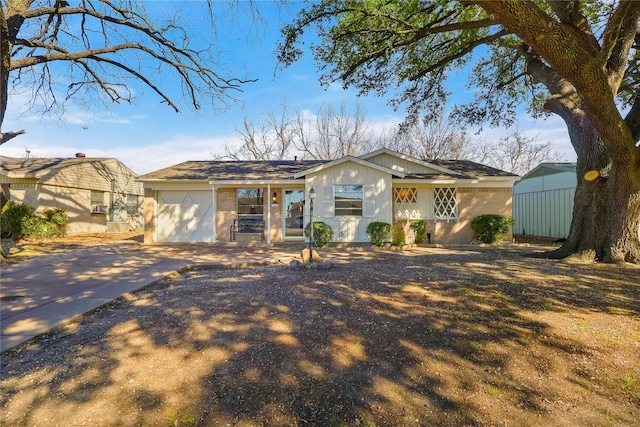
90, 204, 108, 214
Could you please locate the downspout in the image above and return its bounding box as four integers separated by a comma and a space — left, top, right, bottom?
266, 183, 271, 244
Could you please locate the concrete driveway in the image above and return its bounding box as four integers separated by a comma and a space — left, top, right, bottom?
0, 242, 301, 353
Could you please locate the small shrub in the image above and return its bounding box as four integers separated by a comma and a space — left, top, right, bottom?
366, 221, 392, 247
304, 221, 333, 248
470, 214, 514, 244
409, 219, 427, 244
392, 226, 405, 246
304, 261, 318, 270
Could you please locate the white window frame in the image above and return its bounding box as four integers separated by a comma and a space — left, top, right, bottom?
334, 185, 363, 217
434, 187, 458, 219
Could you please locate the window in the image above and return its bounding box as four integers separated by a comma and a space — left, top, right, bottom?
334, 185, 363, 216
237, 188, 264, 216
91, 190, 105, 205
126, 194, 140, 214
434, 188, 458, 219
394, 187, 419, 219
394, 188, 417, 203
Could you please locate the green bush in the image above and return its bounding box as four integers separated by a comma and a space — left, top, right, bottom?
304, 221, 334, 248
392, 226, 405, 246
1, 201, 33, 239
470, 214, 515, 244
366, 221, 392, 247
0, 202, 69, 239
409, 219, 427, 244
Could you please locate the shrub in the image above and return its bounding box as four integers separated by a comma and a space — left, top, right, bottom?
470, 214, 515, 244
304, 221, 334, 248
366, 221, 392, 247
392, 226, 405, 246
409, 219, 427, 244
1, 201, 34, 239
25, 208, 69, 238
0, 202, 69, 240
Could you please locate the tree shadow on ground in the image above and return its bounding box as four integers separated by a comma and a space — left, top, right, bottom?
1, 247, 638, 426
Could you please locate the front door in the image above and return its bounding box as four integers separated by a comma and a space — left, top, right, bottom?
283, 190, 305, 239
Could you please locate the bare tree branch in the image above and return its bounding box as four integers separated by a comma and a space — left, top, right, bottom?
1, 0, 260, 142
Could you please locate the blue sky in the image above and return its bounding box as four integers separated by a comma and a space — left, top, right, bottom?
1, 1, 575, 174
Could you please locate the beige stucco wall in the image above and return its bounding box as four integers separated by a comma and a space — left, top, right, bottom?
7, 183, 142, 235
2, 159, 143, 235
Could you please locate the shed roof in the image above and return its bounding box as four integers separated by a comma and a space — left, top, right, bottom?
519, 163, 577, 180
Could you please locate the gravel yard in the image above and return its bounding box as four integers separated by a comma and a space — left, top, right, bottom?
1, 245, 639, 426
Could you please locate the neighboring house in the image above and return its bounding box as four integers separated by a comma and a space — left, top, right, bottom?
0, 154, 144, 234
138, 149, 519, 245
513, 162, 577, 239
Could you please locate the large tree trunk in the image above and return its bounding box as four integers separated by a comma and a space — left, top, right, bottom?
605, 159, 640, 262
542, 113, 640, 263
544, 120, 608, 259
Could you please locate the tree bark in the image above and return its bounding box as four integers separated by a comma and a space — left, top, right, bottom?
538, 108, 640, 263
479, 1, 640, 263
1, 5, 10, 133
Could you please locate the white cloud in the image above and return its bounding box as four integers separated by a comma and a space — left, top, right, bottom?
1, 130, 241, 175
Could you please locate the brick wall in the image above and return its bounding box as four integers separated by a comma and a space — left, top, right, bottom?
432, 187, 513, 244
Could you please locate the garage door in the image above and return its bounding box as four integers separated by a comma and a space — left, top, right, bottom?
157, 191, 213, 242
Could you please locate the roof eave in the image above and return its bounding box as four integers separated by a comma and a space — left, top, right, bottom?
209, 179, 304, 186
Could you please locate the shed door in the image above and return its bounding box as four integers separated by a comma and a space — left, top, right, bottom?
157, 191, 213, 242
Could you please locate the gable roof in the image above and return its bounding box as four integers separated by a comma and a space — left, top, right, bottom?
360, 148, 456, 175
138, 151, 519, 183
360, 148, 519, 180
293, 155, 406, 179
138, 159, 327, 182
0, 156, 128, 179
427, 159, 520, 179
519, 163, 577, 180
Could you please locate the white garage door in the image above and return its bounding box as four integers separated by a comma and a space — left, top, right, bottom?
157, 191, 213, 242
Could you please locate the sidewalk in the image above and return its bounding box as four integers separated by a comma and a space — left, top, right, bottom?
0, 242, 301, 353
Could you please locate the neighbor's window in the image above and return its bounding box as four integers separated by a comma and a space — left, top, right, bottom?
126, 194, 140, 214
434, 188, 458, 219
91, 190, 105, 205
237, 188, 264, 215
334, 185, 363, 216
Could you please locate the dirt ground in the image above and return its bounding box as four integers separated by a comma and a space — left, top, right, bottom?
1, 239, 639, 426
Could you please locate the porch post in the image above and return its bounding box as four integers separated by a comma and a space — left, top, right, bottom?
211, 184, 217, 243
266, 183, 272, 243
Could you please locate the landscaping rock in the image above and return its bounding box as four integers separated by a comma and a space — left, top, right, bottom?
316, 260, 333, 270
301, 247, 321, 263
289, 259, 304, 269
